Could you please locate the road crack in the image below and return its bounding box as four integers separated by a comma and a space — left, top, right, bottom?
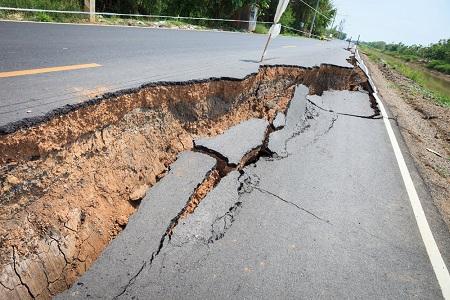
114, 166, 220, 299
253, 186, 331, 224
208, 201, 243, 244
306, 98, 381, 120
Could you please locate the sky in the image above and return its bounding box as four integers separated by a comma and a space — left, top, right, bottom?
331, 0, 450, 45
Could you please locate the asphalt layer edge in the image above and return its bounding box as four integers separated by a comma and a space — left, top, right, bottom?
0, 63, 352, 136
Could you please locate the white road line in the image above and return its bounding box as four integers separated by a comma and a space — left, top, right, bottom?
357, 49, 450, 299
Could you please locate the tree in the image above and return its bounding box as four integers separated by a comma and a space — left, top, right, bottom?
93, 0, 340, 37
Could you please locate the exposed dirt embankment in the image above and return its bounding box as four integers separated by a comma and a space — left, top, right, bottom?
0, 64, 368, 299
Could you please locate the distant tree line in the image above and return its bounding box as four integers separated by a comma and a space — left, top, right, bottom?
363, 39, 450, 74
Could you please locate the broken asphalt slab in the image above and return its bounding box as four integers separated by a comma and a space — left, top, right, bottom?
273, 112, 286, 129
306, 90, 379, 119
57, 88, 449, 299
115, 89, 444, 299
194, 118, 269, 166
171, 171, 242, 245
267, 84, 309, 156
58, 151, 216, 299
115, 171, 244, 298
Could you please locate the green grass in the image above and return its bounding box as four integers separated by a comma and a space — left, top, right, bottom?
383, 51, 420, 63
0, 0, 85, 22
362, 48, 382, 63
434, 64, 450, 74
0, 0, 81, 10
361, 45, 450, 106
0, 7, 206, 29
363, 44, 450, 75
34, 11, 52, 22
253, 23, 268, 34
165, 19, 189, 27
435, 166, 450, 179
427, 60, 450, 75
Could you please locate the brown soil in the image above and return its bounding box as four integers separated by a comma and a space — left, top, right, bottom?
178, 169, 221, 221
0, 64, 367, 299
363, 54, 450, 231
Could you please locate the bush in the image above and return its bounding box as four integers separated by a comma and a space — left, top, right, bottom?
254, 23, 268, 34
34, 11, 53, 22
0, 0, 81, 10
427, 60, 440, 68
434, 63, 450, 74
280, 6, 295, 27
426, 60, 450, 74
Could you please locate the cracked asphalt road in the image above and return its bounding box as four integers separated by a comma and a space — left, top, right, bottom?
60, 86, 450, 299
0, 21, 352, 129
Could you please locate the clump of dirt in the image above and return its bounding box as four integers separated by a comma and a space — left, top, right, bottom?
0, 64, 367, 299
362, 54, 450, 232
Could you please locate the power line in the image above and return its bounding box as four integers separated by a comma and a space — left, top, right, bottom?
282, 25, 323, 38
308, 0, 320, 37
296, 0, 331, 20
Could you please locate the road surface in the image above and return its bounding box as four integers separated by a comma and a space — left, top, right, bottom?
58, 84, 450, 299
0, 21, 351, 130
1, 21, 449, 299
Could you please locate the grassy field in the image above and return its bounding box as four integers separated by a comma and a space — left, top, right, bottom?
363, 41, 450, 75
380, 50, 450, 75
361, 46, 450, 107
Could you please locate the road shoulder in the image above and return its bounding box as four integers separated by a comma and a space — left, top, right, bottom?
363, 52, 450, 267
362, 54, 450, 230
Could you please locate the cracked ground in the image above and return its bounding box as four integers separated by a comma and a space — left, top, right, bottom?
59, 85, 449, 299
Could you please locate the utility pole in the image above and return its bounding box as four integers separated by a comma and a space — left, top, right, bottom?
328, 13, 336, 38
329, 13, 336, 30
84, 0, 95, 23
309, 0, 320, 37
337, 19, 345, 39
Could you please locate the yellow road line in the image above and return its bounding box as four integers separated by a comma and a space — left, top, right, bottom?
282, 45, 297, 48
0, 63, 102, 78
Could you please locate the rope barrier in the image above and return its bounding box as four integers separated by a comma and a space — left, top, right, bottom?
0, 7, 273, 24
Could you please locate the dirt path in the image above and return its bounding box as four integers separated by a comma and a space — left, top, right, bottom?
363, 54, 450, 231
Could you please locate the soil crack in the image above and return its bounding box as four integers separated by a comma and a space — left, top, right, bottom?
12, 247, 36, 299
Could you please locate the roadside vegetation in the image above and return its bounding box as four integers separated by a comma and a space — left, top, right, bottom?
0, 0, 347, 38
254, 23, 269, 34
363, 40, 450, 75
360, 45, 450, 107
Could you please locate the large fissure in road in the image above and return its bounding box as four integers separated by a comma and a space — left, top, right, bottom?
0, 64, 370, 299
